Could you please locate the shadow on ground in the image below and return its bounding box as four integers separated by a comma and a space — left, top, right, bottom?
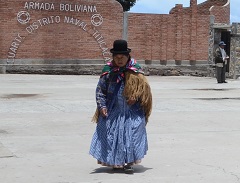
90, 165, 152, 174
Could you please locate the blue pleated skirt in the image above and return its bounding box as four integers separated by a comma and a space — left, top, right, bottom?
89, 83, 148, 167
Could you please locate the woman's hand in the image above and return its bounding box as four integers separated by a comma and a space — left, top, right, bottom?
100, 108, 108, 117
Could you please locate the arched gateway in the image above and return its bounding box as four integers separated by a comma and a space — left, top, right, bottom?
0, 0, 235, 76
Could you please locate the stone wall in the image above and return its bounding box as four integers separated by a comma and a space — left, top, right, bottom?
229, 23, 240, 79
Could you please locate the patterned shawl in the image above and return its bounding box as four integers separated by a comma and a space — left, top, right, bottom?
101, 58, 144, 82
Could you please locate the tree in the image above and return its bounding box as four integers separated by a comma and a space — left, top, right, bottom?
116, 0, 137, 12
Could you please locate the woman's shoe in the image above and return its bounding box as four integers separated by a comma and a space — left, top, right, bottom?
123, 165, 134, 174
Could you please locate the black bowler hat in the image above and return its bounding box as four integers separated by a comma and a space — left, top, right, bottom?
110, 39, 131, 54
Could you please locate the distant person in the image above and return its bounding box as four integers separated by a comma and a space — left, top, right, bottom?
89, 39, 152, 174
214, 41, 229, 83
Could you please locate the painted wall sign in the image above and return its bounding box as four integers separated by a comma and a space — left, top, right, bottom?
24, 2, 98, 13
7, 1, 110, 64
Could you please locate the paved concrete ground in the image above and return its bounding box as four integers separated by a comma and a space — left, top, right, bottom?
1, 74, 240, 183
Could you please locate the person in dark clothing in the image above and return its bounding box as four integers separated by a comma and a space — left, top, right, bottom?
214, 41, 229, 83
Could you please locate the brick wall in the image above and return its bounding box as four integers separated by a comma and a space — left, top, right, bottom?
198, 0, 230, 23
0, 0, 230, 65
127, 0, 230, 63
0, 0, 123, 63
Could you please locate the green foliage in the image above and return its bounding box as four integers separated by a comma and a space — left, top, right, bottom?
116, 0, 137, 12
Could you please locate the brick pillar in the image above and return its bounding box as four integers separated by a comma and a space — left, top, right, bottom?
190, 0, 197, 65
160, 16, 168, 65
145, 17, 153, 63
175, 4, 183, 65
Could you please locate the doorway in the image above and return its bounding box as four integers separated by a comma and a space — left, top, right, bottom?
221, 31, 231, 72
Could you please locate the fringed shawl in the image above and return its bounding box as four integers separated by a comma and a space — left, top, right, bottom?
123, 71, 152, 123
92, 70, 152, 124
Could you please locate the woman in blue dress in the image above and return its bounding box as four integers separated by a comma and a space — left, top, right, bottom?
89, 40, 152, 174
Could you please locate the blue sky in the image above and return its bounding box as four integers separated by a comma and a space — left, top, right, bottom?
129, 0, 240, 23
